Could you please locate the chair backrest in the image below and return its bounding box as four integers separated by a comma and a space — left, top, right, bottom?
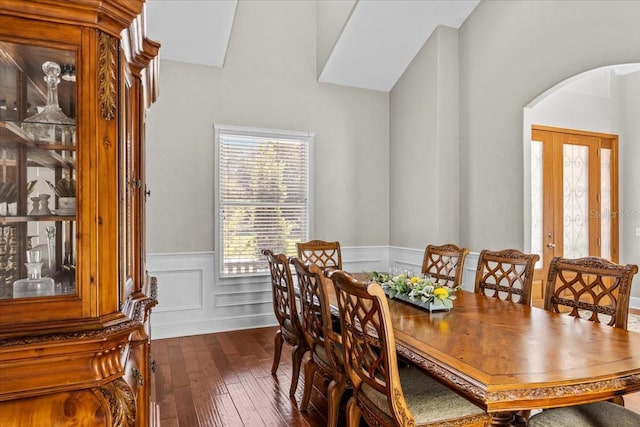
474, 249, 540, 305
327, 270, 413, 425
296, 239, 342, 271
421, 243, 470, 287
262, 249, 301, 333
544, 256, 638, 329
290, 258, 333, 353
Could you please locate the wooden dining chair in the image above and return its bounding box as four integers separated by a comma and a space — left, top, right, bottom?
543, 256, 638, 329
262, 249, 307, 398
527, 256, 640, 426
326, 269, 491, 427
421, 243, 470, 287
290, 258, 349, 427
474, 249, 540, 305
296, 239, 342, 271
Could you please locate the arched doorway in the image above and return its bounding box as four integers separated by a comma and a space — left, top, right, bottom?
523, 63, 640, 307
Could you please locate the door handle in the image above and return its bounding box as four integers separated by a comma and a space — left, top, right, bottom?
546, 242, 556, 249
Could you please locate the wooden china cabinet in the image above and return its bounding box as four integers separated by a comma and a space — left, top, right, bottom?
0, 1, 159, 425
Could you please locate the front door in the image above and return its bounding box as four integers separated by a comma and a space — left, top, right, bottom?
530, 125, 619, 307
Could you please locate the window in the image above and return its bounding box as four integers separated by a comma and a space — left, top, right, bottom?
215, 125, 312, 276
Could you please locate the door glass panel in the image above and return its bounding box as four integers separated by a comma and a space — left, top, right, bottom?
0, 41, 77, 299
531, 140, 543, 267
563, 144, 588, 257
600, 148, 611, 259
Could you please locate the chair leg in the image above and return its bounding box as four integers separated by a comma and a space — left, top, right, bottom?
300, 356, 317, 411
610, 395, 625, 406
271, 329, 283, 375
289, 344, 306, 398
346, 396, 361, 427
327, 374, 348, 427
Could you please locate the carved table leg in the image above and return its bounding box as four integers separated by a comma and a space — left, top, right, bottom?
490, 411, 515, 427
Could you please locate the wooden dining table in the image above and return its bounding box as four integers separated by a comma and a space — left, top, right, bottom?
325, 275, 640, 426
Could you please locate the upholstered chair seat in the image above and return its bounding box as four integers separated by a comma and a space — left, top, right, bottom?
327, 270, 491, 427
528, 401, 640, 426
360, 366, 488, 426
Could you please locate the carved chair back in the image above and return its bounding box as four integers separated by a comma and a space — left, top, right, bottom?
474, 249, 540, 305
328, 270, 413, 426
544, 256, 638, 329
290, 258, 335, 357
262, 249, 302, 336
291, 258, 349, 426
296, 240, 342, 271
421, 243, 470, 287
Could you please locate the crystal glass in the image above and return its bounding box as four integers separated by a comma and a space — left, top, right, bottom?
21, 61, 75, 143
13, 250, 55, 298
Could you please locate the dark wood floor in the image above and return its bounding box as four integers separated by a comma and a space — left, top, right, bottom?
153, 326, 344, 427
153, 325, 640, 427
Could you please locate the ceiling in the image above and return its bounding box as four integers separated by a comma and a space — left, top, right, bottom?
145, 0, 480, 92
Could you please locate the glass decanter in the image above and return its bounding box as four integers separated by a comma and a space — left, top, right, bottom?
21, 61, 75, 143
13, 250, 55, 298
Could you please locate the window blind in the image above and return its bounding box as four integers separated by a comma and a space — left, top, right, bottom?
217, 129, 310, 276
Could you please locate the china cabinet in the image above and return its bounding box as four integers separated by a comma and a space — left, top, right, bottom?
0, 1, 159, 425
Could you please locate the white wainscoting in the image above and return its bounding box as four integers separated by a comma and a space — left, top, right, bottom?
147, 247, 389, 339
147, 248, 639, 339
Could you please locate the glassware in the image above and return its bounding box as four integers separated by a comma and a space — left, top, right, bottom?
21, 61, 75, 143
38, 194, 52, 215
13, 249, 55, 298
46, 225, 56, 276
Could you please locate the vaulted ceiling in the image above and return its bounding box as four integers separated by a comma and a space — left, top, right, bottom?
146, 0, 480, 92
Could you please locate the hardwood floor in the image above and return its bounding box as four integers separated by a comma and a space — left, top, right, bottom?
153, 325, 640, 427
153, 326, 343, 426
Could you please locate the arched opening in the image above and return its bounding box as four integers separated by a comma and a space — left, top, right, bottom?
523, 63, 640, 306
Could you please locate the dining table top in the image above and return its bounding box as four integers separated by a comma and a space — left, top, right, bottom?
324, 275, 640, 421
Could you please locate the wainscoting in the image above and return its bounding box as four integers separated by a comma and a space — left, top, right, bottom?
147, 248, 640, 339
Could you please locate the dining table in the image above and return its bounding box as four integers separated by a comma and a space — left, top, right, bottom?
326, 274, 640, 426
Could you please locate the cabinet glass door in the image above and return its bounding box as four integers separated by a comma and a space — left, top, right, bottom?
0, 41, 76, 299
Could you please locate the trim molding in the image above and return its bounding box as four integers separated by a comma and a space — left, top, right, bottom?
146, 248, 640, 339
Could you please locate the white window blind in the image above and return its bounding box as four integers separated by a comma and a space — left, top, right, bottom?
216, 126, 311, 276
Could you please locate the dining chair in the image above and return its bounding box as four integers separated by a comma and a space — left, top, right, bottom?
296, 239, 342, 271
262, 249, 307, 398
527, 256, 640, 425
474, 249, 540, 305
326, 269, 491, 427
421, 243, 470, 287
543, 256, 638, 329
290, 258, 349, 427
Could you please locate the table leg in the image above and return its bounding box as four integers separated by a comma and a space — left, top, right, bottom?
490, 411, 515, 427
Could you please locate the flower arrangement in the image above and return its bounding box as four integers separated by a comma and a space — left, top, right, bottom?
371, 271, 458, 310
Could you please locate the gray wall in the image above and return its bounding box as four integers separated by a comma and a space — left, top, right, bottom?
145, 0, 640, 337
145, 0, 389, 254
457, 0, 640, 251
389, 26, 460, 248
622, 73, 640, 271
146, 0, 639, 276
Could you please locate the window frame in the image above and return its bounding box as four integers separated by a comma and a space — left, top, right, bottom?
214, 124, 314, 278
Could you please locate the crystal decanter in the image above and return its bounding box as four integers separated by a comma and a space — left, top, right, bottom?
22, 61, 75, 143
13, 250, 55, 298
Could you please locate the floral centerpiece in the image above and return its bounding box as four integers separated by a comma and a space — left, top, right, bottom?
371, 271, 458, 311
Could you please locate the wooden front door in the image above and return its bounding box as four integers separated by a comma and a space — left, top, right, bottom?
530, 125, 619, 307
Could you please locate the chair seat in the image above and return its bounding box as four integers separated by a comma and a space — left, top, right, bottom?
313, 341, 343, 368
528, 401, 640, 427
361, 366, 488, 425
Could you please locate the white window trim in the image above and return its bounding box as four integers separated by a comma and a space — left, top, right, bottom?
214, 123, 314, 279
